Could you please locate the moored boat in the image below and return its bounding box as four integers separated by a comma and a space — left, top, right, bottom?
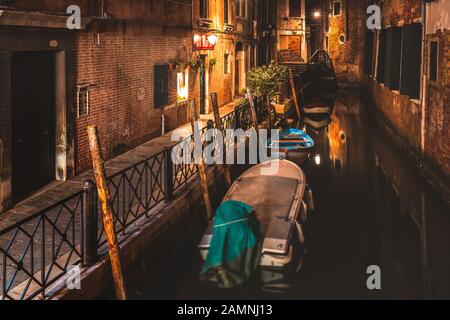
268, 128, 315, 165
199, 160, 313, 272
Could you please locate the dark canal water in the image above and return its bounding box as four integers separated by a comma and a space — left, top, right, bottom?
157, 91, 450, 300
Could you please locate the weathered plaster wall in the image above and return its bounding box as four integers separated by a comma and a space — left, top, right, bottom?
368, 79, 422, 152
426, 0, 450, 34
328, 0, 367, 87
424, 0, 450, 175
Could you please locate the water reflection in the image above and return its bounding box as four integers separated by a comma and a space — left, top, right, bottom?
168, 91, 450, 300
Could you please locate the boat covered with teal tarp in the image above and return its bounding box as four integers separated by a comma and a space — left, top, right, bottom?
199, 200, 263, 289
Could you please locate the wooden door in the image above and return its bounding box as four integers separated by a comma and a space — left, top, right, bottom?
11, 51, 56, 202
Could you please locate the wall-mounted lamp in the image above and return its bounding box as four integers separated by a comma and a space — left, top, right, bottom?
313, 11, 321, 19
207, 34, 218, 46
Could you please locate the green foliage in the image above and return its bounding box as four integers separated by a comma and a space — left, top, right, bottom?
247, 61, 288, 97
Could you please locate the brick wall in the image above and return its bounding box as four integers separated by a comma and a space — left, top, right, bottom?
74, 23, 192, 172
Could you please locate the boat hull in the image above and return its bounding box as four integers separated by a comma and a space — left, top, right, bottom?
198, 160, 312, 269
268, 128, 315, 165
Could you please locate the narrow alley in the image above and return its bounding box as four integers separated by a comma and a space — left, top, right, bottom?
0, 0, 449, 303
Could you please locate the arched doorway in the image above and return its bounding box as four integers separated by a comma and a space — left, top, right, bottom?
235, 41, 245, 97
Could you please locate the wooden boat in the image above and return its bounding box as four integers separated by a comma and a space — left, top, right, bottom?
304, 115, 332, 130
300, 50, 338, 115
268, 128, 315, 165
199, 160, 313, 270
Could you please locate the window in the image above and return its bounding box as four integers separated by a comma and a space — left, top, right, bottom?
376, 29, 387, 83
429, 41, 438, 82
384, 27, 402, 90
289, 0, 301, 17
364, 31, 375, 75
333, 1, 341, 16
200, 0, 209, 19
177, 70, 189, 101
224, 53, 230, 74
400, 23, 422, 99
154, 64, 169, 108
224, 0, 229, 24
237, 0, 246, 17
77, 85, 89, 118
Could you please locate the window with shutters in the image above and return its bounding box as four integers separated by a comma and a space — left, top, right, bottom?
376, 29, 387, 83
400, 23, 422, 99
289, 0, 301, 17
154, 64, 169, 108
364, 31, 375, 75
384, 27, 402, 90
429, 40, 438, 82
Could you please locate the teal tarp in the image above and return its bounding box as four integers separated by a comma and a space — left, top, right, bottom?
200, 200, 262, 288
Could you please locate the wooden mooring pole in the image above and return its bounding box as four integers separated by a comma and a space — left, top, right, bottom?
210, 93, 231, 188
190, 101, 214, 220
87, 125, 127, 300
247, 89, 260, 136
289, 69, 301, 119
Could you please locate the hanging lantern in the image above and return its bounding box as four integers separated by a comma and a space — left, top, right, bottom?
193, 33, 218, 50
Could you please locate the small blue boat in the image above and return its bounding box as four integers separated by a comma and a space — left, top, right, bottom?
268, 128, 315, 164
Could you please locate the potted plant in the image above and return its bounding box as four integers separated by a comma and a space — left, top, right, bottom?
189, 56, 202, 71
208, 57, 217, 70
247, 61, 288, 126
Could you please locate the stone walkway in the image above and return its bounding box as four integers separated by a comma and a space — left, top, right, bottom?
0, 100, 240, 299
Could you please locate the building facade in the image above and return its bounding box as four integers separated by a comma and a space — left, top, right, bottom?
0, 0, 194, 213
0, 0, 278, 214
324, 0, 449, 178
276, 0, 308, 62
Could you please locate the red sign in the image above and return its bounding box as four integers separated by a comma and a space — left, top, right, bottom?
193, 34, 218, 51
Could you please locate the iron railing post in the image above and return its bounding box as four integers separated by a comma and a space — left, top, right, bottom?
234, 105, 241, 129
164, 148, 174, 202
82, 179, 98, 266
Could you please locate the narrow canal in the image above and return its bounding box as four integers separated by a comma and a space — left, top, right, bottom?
151, 91, 450, 300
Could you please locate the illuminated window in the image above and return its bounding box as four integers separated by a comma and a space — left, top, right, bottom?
177, 69, 189, 101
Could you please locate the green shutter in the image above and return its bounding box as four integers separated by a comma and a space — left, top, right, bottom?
154, 64, 169, 108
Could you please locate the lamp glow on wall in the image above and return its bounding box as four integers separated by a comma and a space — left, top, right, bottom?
177, 70, 189, 101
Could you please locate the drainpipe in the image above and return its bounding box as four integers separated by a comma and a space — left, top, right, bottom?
420, 2, 427, 156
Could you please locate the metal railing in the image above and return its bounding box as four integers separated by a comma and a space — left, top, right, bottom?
0, 192, 84, 300
0, 98, 266, 300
